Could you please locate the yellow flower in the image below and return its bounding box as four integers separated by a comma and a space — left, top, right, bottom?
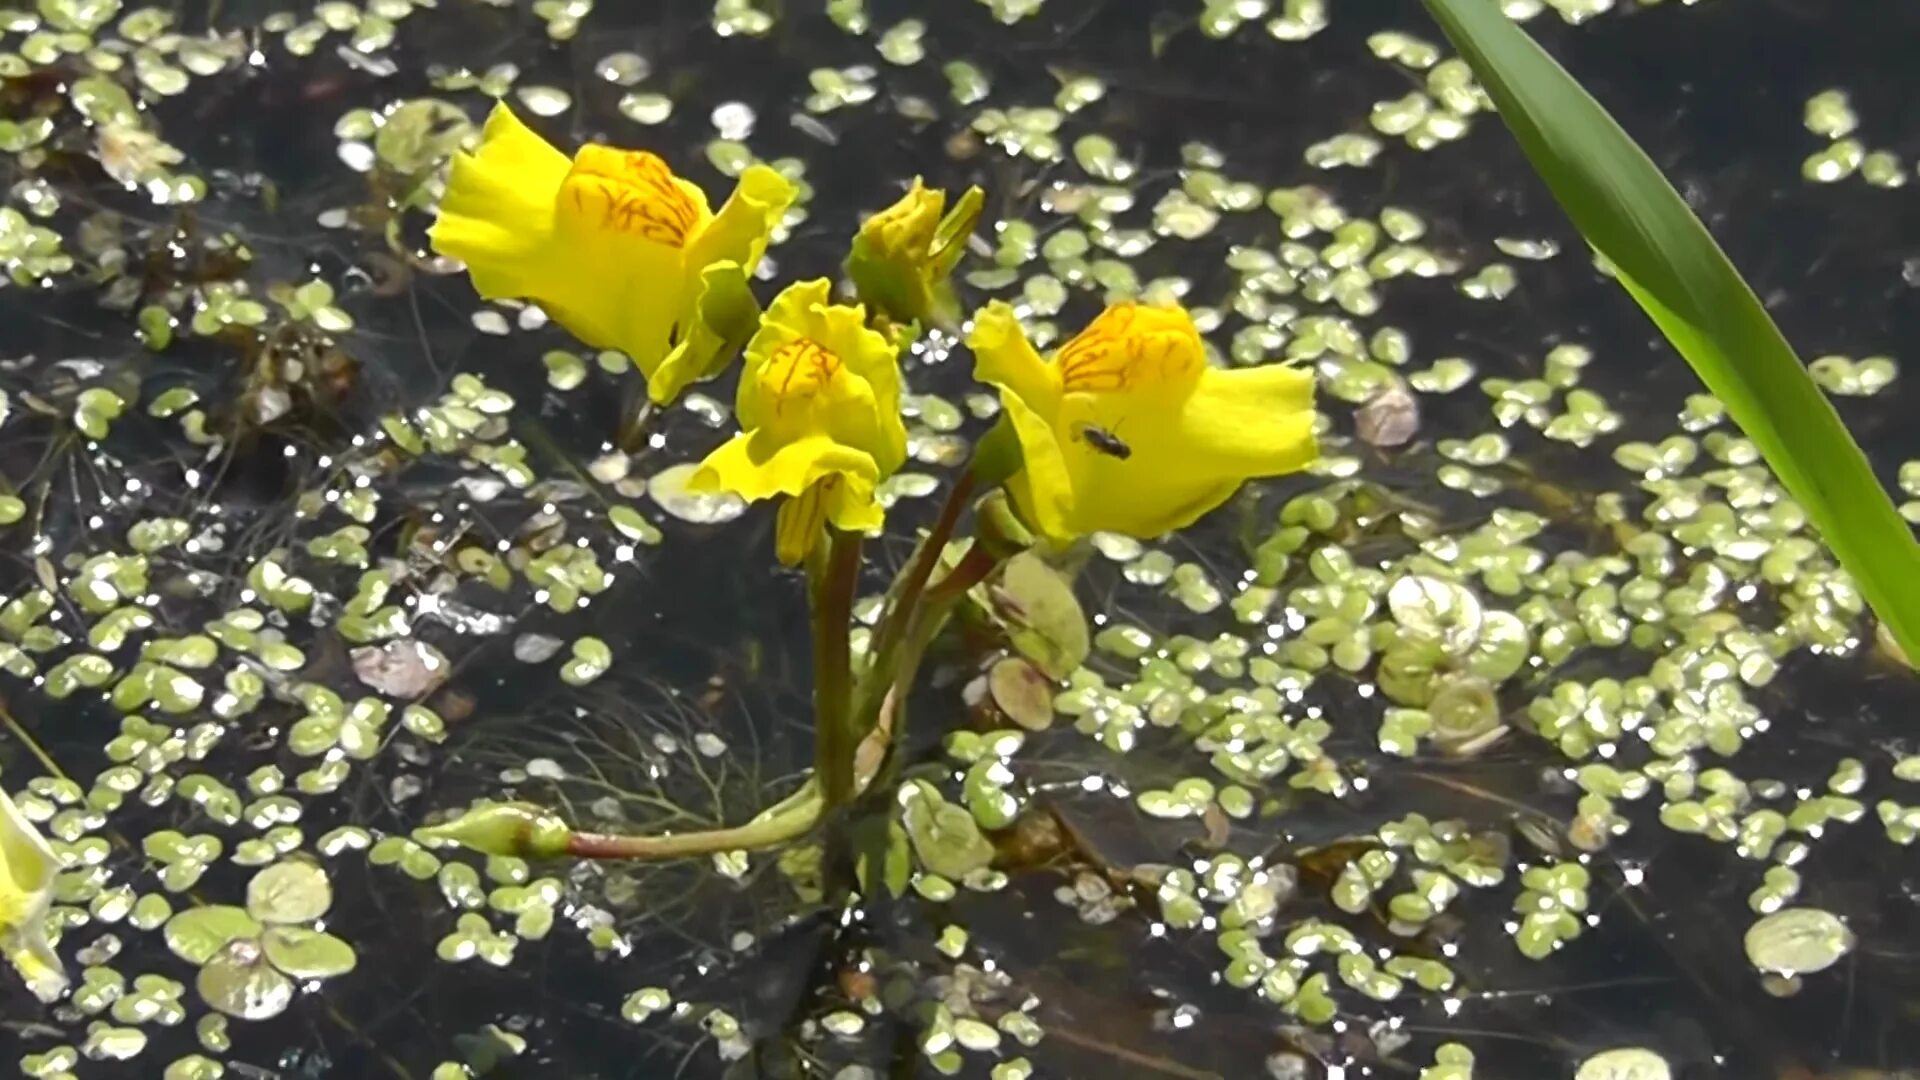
967, 300, 1317, 544
0, 786, 65, 1003
843, 177, 983, 328
691, 279, 906, 565
428, 103, 794, 404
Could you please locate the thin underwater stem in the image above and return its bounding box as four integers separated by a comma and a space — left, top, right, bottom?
563, 778, 826, 861
0, 698, 70, 784
810, 528, 863, 809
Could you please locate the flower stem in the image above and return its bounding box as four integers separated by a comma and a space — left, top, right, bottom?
926, 541, 999, 603
564, 779, 825, 861
614, 383, 654, 453
810, 529, 863, 808
861, 471, 976, 712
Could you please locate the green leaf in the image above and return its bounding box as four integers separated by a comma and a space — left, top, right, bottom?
982, 551, 1089, 679
260, 926, 357, 979
196, 948, 293, 1020
163, 906, 262, 965
1419, 0, 1920, 660
987, 657, 1054, 731
899, 780, 995, 880
245, 859, 332, 924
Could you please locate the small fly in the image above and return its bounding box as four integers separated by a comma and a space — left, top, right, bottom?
1076, 423, 1132, 460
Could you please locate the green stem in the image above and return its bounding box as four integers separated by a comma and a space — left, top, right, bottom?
926, 542, 999, 604
859, 472, 976, 726
810, 529, 863, 808
563, 779, 825, 861
615, 383, 654, 453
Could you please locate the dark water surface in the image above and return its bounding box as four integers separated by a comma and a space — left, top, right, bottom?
4, 1, 1920, 1078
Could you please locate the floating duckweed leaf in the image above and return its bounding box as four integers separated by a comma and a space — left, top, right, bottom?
1803, 88, 1857, 138
163, 906, 262, 965
541, 349, 588, 390
1575, 1048, 1671, 1080
1807, 354, 1897, 397
259, 926, 356, 979
245, 860, 332, 925
402, 704, 447, 743
984, 552, 1088, 680
647, 462, 745, 523
1744, 907, 1854, 976
618, 91, 673, 124
74, 387, 126, 439
1802, 138, 1864, 182
876, 18, 924, 64
514, 84, 571, 117
622, 986, 673, 1023
1388, 575, 1483, 653
900, 781, 994, 880
197, 940, 293, 1020
0, 495, 22, 525
163, 1054, 226, 1079
559, 637, 612, 686
607, 505, 662, 545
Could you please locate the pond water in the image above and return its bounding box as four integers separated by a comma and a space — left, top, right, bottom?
2, 1, 1920, 1078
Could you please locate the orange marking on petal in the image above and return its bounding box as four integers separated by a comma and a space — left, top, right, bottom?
762, 339, 843, 415
1055, 303, 1201, 394
568, 148, 702, 247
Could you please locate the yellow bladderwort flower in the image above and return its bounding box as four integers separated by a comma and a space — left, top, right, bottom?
0, 786, 65, 1003
690, 279, 907, 565
843, 176, 983, 328
428, 103, 794, 404
967, 300, 1318, 544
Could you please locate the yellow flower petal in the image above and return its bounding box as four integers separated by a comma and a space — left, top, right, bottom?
426, 104, 571, 302
1178, 364, 1319, 477
429, 107, 789, 402
775, 478, 832, 567
1053, 301, 1205, 400
996, 393, 1077, 545
967, 301, 1061, 418
544, 144, 711, 371
771, 474, 881, 566
645, 261, 760, 405
0, 788, 62, 1003
974, 300, 1319, 543
691, 431, 882, 527
683, 163, 794, 286
859, 176, 944, 261
740, 280, 906, 475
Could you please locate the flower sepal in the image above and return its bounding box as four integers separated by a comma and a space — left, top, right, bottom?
844, 179, 985, 330
644, 261, 763, 405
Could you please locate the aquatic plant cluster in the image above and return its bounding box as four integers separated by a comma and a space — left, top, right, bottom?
0, 0, 1915, 1078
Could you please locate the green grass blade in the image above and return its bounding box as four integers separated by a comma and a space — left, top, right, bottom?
1420, 0, 1920, 660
